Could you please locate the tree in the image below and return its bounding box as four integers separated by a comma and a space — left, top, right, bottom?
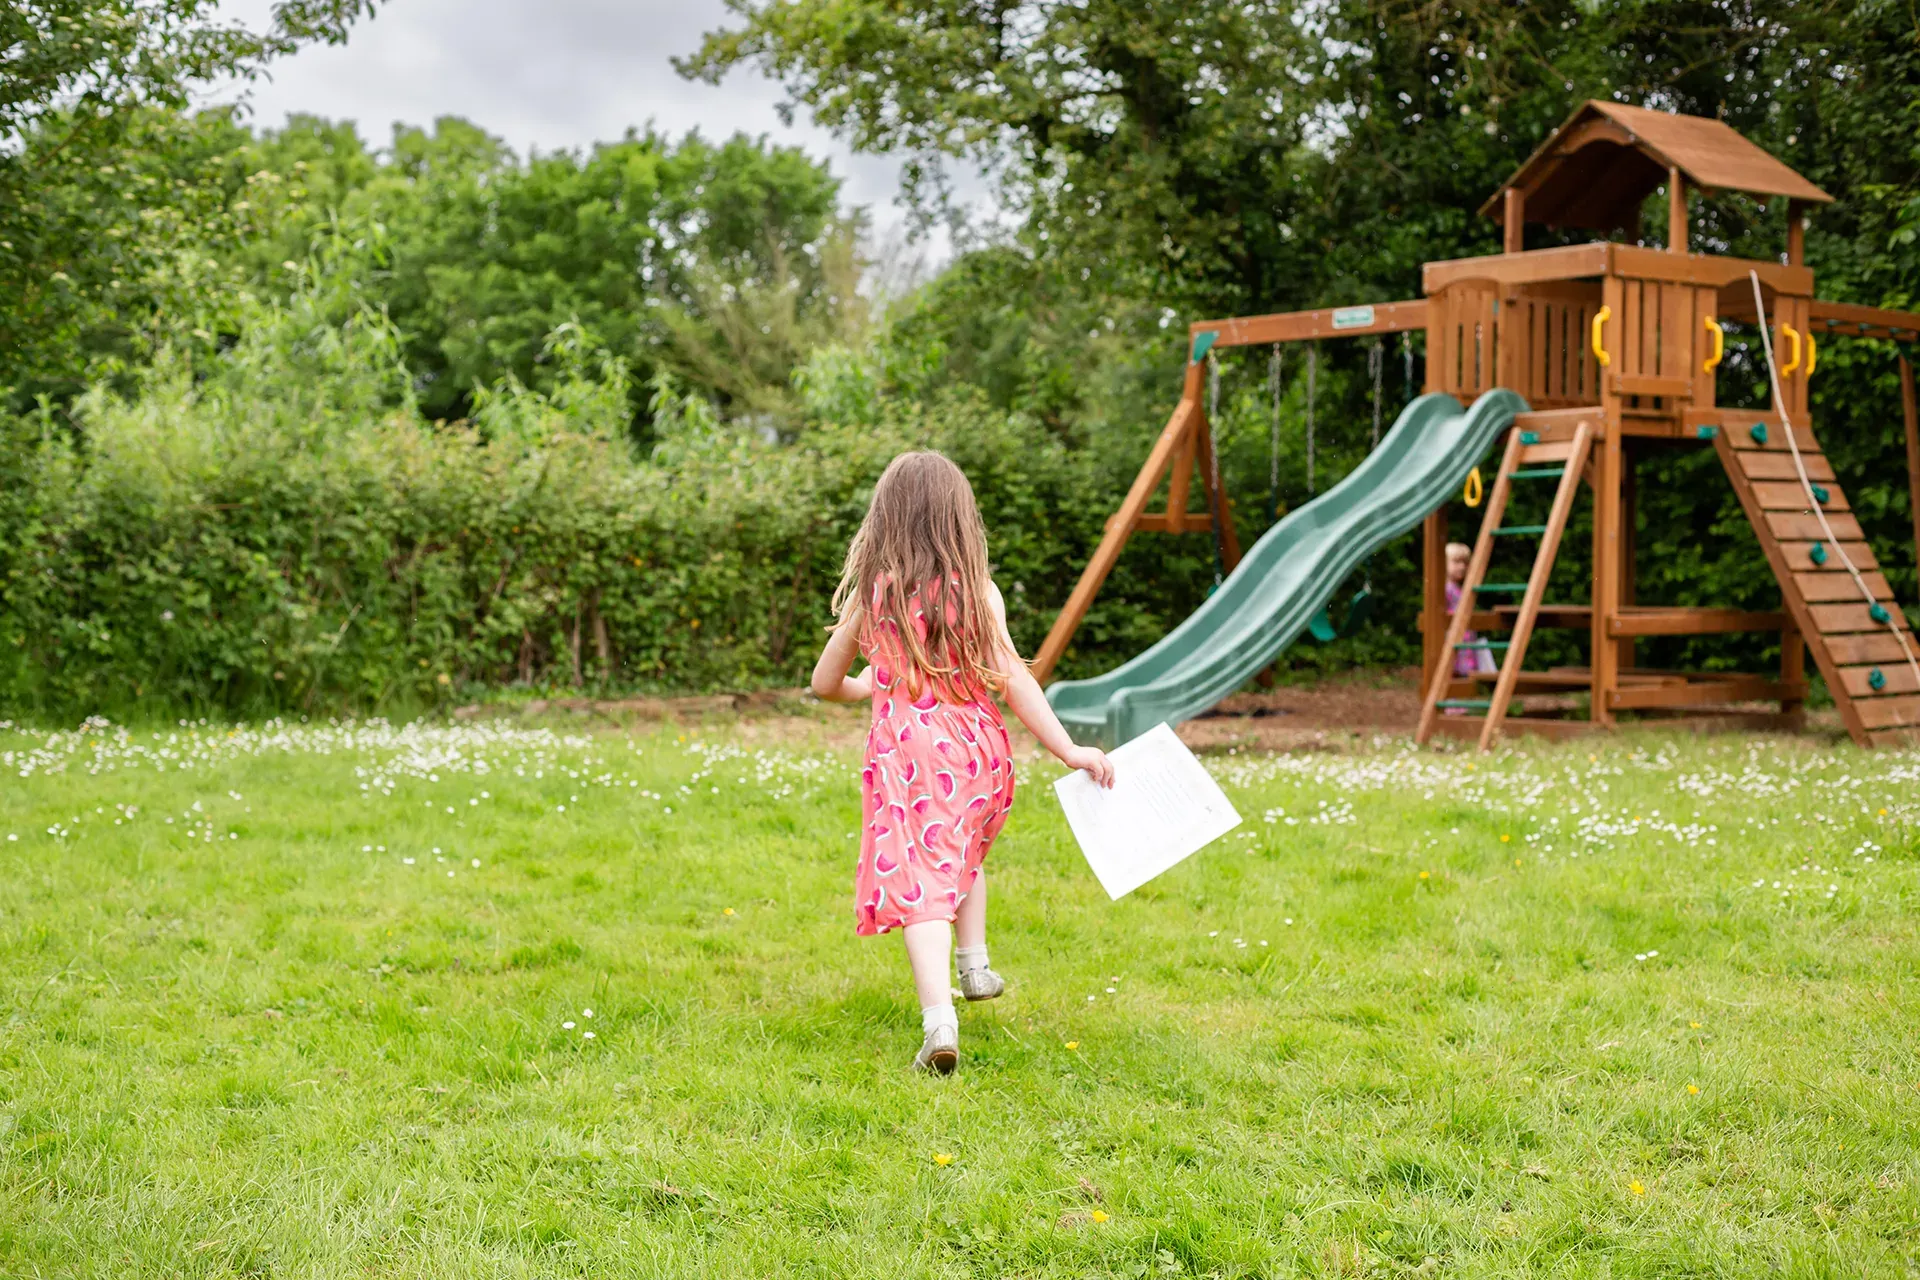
233, 117, 858, 427
1, 1, 375, 405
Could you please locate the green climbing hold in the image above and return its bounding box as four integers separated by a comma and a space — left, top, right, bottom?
1811, 484, 1830, 505
1870, 603, 1891, 624
1520, 431, 1539, 445
1749, 422, 1769, 445
1809, 542, 1827, 565
1696, 424, 1718, 440
1869, 667, 1887, 691
1190, 330, 1218, 364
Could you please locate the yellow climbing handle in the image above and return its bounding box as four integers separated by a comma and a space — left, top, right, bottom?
1591, 306, 1611, 367
1779, 323, 1801, 377
1806, 331, 1817, 378
1463, 466, 1484, 508
1702, 315, 1724, 373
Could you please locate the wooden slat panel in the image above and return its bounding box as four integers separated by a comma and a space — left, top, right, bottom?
1713, 423, 1874, 748
1612, 245, 1813, 294
1608, 608, 1790, 636
1622, 279, 1644, 383
1793, 571, 1892, 602
1423, 243, 1613, 292
1739, 452, 1836, 481
1809, 603, 1911, 633
1751, 480, 1850, 511
1836, 664, 1920, 697
1662, 282, 1692, 387
1727, 425, 1823, 452
1610, 678, 1802, 710
1855, 695, 1920, 729
1867, 727, 1920, 748
1827, 633, 1919, 664
1612, 373, 1692, 399
1766, 512, 1865, 541
1780, 541, 1878, 572
1520, 441, 1578, 464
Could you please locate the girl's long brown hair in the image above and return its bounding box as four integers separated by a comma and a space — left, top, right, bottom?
831, 451, 1009, 695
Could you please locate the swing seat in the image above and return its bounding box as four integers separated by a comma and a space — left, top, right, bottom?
1306, 587, 1375, 642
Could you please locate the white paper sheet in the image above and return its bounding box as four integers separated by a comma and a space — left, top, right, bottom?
1052, 721, 1242, 899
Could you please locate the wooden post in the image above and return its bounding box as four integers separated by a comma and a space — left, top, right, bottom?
1904, 355, 1920, 581
1667, 167, 1687, 254
1618, 443, 1636, 673
1591, 275, 1625, 727
1421, 507, 1449, 692
1786, 198, 1806, 266
1503, 188, 1525, 255
1032, 361, 1203, 682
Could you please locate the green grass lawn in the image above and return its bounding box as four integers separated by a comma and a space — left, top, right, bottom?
1, 715, 1918, 1278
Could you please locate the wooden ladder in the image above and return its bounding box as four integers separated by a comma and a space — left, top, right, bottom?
1714, 419, 1920, 748
1417, 420, 1595, 750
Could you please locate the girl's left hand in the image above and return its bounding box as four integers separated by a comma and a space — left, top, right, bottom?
1061, 744, 1115, 788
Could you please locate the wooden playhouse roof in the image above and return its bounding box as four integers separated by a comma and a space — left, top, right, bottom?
1480, 100, 1832, 232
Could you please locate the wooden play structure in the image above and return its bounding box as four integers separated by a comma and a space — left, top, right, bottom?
1035, 101, 1920, 749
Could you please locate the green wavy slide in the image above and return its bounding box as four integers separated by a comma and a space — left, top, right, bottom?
1046, 388, 1527, 748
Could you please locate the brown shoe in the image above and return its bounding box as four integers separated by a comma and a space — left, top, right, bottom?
913, 1024, 958, 1074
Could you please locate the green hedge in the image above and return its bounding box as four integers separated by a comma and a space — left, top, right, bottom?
0, 297, 1226, 719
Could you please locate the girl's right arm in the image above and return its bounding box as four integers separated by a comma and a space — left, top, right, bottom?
986, 585, 1115, 787
810, 607, 872, 703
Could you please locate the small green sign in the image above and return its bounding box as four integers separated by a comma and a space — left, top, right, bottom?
1331, 306, 1376, 331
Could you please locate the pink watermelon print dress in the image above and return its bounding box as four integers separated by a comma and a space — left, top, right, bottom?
853, 579, 1016, 936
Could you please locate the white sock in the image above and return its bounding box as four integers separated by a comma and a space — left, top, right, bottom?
955, 945, 990, 976
921, 1003, 958, 1036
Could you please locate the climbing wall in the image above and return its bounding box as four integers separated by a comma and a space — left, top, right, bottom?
1716, 421, 1920, 747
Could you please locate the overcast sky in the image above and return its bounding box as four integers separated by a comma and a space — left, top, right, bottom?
206, 0, 969, 257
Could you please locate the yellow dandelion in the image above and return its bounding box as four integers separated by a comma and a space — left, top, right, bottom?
1687, 1083, 1701, 1096
1689, 1021, 1701, 1029
1500, 833, 1511, 843
722, 907, 735, 916
1419, 870, 1431, 880
1065, 1041, 1079, 1050
932, 1153, 954, 1167
1090, 1210, 1109, 1223
1513, 858, 1522, 867
1629, 1179, 1646, 1197
1878, 808, 1889, 817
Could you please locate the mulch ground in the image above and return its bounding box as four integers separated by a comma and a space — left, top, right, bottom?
455, 669, 1846, 753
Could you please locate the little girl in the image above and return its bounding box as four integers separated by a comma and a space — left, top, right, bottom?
811, 451, 1114, 1074
1445, 541, 1499, 698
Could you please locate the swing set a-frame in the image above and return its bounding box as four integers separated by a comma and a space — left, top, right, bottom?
1034, 101, 1920, 749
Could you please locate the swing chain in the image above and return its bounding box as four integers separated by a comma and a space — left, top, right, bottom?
1204, 351, 1225, 587
1368, 337, 1384, 451
1268, 343, 1283, 519
1304, 342, 1318, 497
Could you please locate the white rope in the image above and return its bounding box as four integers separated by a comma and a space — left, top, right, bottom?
1747, 270, 1920, 692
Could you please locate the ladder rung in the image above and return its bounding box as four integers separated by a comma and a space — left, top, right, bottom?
1473, 583, 1528, 593
1492, 525, 1548, 536
1437, 699, 1492, 710
1510, 467, 1567, 479
1454, 640, 1510, 650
